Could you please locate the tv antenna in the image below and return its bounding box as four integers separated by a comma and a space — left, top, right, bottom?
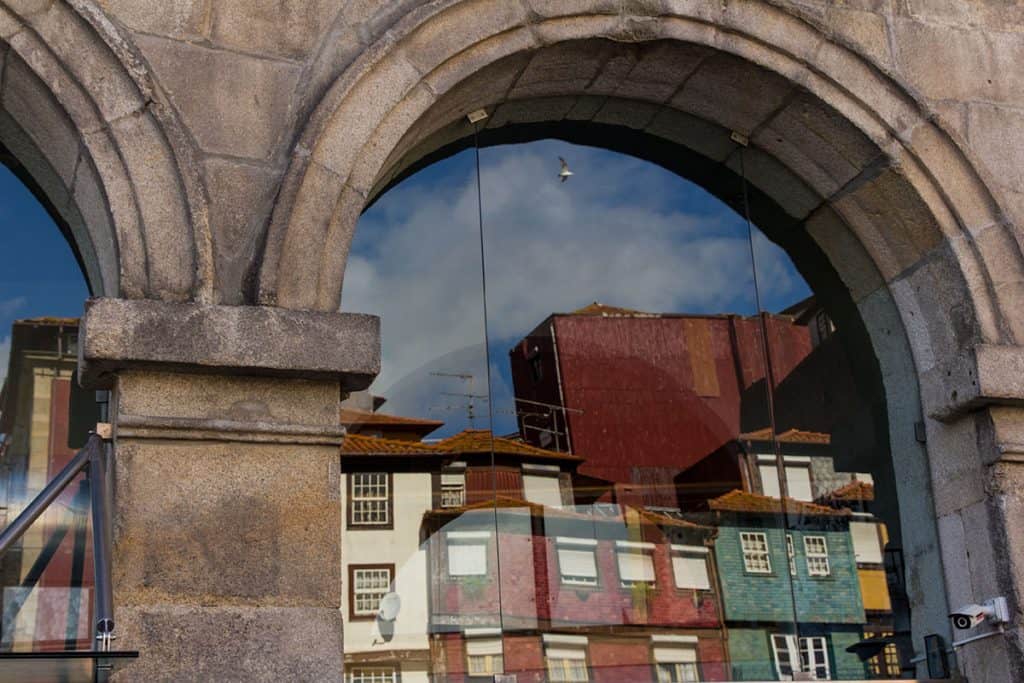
430, 372, 489, 428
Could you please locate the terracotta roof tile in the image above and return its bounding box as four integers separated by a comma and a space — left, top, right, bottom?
740, 427, 831, 445
341, 433, 442, 456
824, 480, 875, 502
340, 408, 443, 430
570, 302, 654, 317
435, 430, 583, 461
709, 489, 849, 517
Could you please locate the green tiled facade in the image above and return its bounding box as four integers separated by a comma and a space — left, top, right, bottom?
715, 523, 868, 680
715, 525, 863, 623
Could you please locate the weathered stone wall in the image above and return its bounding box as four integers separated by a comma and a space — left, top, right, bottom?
3, 1, 1024, 680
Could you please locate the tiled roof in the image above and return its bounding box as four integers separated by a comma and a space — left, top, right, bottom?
824, 480, 875, 502
341, 433, 442, 456
340, 408, 444, 430
435, 430, 583, 461
569, 302, 654, 317
709, 489, 849, 517
739, 427, 831, 445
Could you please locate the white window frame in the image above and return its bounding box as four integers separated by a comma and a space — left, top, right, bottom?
615, 540, 657, 588
466, 637, 504, 676
350, 472, 390, 526
351, 566, 393, 618
771, 634, 831, 681
348, 666, 399, 683
556, 537, 599, 586
652, 635, 701, 682
670, 545, 711, 590
447, 530, 490, 577
740, 532, 772, 574
786, 534, 797, 576
803, 535, 831, 577
543, 635, 590, 682
440, 471, 466, 508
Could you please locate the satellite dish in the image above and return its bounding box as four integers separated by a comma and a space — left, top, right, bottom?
378, 592, 401, 622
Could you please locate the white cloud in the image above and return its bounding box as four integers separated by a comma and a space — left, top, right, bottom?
343, 142, 805, 416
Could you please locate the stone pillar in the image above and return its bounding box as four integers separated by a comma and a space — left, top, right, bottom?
78, 298, 379, 682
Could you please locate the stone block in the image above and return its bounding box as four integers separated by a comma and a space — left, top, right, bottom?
592, 98, 661, 130
753, 92, 881, 200
71, 156, 120, 297
893, 19, 1024, 105
135, 34, 300, 160
1, 53, 80, 187
533, 14, 621, 46
926, 419, 987, 518
401, 0, 526, 75
114, 439, 341, 606
100, 0, 209, 40
78, 298, 381, 389
487, 97, 576, 129
109, 112, 196, 302
210, 0, 340, 61
725, 147, 821, 220
673, 53, 792, 137
113, 605, 343, 682
827, 7, 893, 69
968, 103, 1024, 196
645, 109, 736, 163
29, 3, 144, 123
612, 42, 710, 102
805, 206, 884, 303
525, 0, 619, 17
425, 27, 535, 97
202, 158, 283, 305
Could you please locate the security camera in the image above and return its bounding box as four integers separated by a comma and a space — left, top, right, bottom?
949, 597, 1009, 630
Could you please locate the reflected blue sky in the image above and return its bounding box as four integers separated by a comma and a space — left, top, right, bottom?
0, 165, 89, 385
345, 140, 810, 437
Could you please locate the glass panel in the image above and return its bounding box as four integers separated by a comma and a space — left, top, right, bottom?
474, 140, 796, 682
0, 164, 98, 655
340, 146, 499, 682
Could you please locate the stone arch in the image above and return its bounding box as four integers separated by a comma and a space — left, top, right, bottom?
260, 3, 1024, 674
0, 0, 212, 301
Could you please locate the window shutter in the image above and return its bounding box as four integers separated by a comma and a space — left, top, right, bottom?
523, 474, 563, 508
449, 540, 487, 576
545, 648, 586, 660
759, 463, 781, 498
786, 466, 813, 501
617, 551, 655, 583
653, 647, 698, 663
850, 521, 883, 564
672, 554, 710, 590
466, 639, 503, 656
558, 548, 598, 579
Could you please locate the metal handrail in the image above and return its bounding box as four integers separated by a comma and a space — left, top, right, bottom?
0, 432, 116, 651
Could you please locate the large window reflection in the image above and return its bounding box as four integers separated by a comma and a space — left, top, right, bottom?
341, 140, 910, 681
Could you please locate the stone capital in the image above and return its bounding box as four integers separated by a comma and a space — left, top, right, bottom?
925, 344, 1024, 422
77, 297, 380, 390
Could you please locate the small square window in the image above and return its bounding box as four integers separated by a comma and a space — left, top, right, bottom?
557, 539, 598, 586
466, 638, 504, 675
671, 547, 710, 590
616, 545, 656, 588
740, 532, 771, 574
546, 645, 589, 682
804, 536, 831, 577
448, 532, 489, 577
349, 565, 393, 619
440, 472, 466, 508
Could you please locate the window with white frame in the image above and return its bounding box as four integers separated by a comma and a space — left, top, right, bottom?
850, 519, 883, 564
348, 667, 398, 683
440, 471, 466, 508
758, 456, 814, 501
447, 531, 489, 577
466, 638, 504, 675
740, 532, 771, 574
350, 472, 390, 526
771, 634, 831, 681
671, 545, 710, 590
556, 538, 598, 586
653, 644, 700, 682
804, 536, 831, 576
615, 541, 656, 588
523, 471, 563, 508
786, 534, 796, 576
351, 566, 392, 617
544, 638, 589, 682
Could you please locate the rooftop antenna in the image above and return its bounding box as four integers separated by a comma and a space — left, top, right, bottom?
430, 371, 488, 429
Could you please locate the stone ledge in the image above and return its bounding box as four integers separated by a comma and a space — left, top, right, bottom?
79, 297, 380, 390
926, 344, 1024, 422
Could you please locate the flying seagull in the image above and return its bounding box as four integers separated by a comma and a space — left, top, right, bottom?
558, 157, 573, 183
